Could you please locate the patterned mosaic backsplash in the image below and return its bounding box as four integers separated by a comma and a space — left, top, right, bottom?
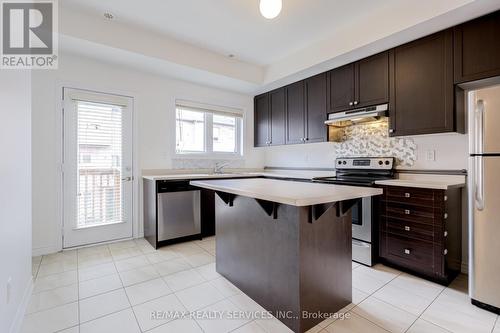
332, 119, 417, 167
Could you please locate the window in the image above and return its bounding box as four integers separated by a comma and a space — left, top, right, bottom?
175, 102, 243, 156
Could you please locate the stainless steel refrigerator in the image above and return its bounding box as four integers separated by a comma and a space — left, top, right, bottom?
468, 84, 500, 314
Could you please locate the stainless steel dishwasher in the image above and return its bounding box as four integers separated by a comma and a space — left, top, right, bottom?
157, 180, 201, 242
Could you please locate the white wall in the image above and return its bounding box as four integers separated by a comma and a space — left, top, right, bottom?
264, 133, 468, 171
0, 71, 33, 333
31, 52, 264, 255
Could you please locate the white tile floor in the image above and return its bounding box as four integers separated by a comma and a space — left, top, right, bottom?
27, 238, 499, 333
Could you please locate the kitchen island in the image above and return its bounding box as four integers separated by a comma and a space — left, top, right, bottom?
190, 178, 382, 332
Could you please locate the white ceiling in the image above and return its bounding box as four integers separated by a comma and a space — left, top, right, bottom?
59, 0, 500, 93
61, 0, 411, 66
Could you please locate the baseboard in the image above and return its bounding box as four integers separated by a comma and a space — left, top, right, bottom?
9, 276, 33, 333
32, 244, 60, 257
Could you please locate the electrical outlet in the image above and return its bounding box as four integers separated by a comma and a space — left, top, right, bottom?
6, 277, 12, 304
426, 149, 436, 161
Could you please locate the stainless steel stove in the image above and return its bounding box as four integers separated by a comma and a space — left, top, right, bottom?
313, 157, 395, 266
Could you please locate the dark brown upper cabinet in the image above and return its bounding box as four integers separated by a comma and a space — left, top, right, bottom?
254, 93, 270, 147
269, 88, 286, 146
454, 10, 500, 84
305, 73, 328, 143
390, 29, 460, 137
328, 63, 355, 113
356, 52, 390, 108
328, 51, 389, 113
285, 81, 306, 144
254, 89, 286, 147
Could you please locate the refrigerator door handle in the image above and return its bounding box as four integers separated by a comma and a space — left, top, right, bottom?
475, 157, 485, 211
475, 100, 485, 154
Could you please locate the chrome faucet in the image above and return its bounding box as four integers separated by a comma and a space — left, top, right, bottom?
214, 161, 230, 174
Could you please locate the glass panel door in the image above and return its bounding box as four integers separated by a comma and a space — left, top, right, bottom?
63, 88, 133, 248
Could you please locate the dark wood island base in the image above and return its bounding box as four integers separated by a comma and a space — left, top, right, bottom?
214, 192, 353, 333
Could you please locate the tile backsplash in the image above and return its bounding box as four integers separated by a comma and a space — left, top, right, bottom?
333, 119, 417, 167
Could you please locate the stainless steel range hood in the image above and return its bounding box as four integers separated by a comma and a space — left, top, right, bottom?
325, 104, 388, 127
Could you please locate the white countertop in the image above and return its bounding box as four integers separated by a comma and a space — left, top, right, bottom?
190, 178, 382, 207
375, 173, 466, 190
142, 173, 257, 181
142, 170, 334, 181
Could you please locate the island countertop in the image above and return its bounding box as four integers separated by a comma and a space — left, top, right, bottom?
190, 178, 383, 206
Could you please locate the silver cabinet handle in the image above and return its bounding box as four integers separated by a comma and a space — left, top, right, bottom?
444, 213, 448, 219
404, 249, 411, 255
404, 193, 411, 198
404, 209, 410, 215
354, 101, 359, 105
389, 129, 394, 133
121, 177, 132, 182
444, 195, 448, 201
444, 231, 448, 237
443, 249, 448, 255
404, 226, 411, 231
349, 102, 353, 106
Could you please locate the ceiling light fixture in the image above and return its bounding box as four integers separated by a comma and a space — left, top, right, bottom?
103, 12, 114, 20
259, 0, 282, 19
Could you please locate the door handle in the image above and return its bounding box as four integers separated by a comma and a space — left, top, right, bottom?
475, 157, 484, 211
121, 176, 133, 182
475, 100, 485, 155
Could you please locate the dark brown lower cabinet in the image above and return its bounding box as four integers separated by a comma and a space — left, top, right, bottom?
378, 185, 462, 285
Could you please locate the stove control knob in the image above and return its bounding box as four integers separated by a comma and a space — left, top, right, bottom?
378, 160, 383, 165
343, 161, 347, 165
338, 161, 342, 165
385, 160, 390, 165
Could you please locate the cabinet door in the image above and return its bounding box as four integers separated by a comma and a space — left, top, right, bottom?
269, 88, 286, 146
454, 11, 500, 83
254, 93, 270, 147
305, 73, 327, 143
390, 30, 454, 136
356, 51, 389, 108
286, 81, 306, 144
328, 63, 355, 113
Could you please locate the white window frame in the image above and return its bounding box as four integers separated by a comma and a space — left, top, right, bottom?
175, 100, 244, 158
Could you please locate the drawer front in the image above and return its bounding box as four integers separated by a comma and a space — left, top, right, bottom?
382, 233, 436, 272
385, 186, 443, 207
383, 218, 436, 242
385, 202, 437, 224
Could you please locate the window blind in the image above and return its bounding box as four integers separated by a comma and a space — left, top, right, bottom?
76, 101, 123, 227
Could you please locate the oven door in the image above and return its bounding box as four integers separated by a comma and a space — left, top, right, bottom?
351, 197, 372, 243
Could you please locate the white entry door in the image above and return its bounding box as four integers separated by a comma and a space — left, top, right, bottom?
63, 88, 134, 248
